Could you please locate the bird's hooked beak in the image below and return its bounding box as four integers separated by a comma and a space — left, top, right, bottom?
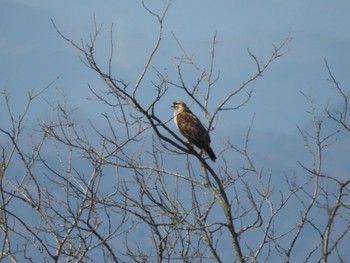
171, 102, 175, 109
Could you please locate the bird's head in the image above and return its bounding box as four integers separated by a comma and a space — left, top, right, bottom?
171, 100, 187, 110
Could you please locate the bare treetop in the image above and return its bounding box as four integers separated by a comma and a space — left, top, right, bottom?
1, 2, 349, 263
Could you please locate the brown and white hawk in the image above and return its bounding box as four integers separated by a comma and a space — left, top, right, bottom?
171, 100, 216, 162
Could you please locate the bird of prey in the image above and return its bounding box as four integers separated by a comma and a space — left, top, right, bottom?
171, 100, 216, 162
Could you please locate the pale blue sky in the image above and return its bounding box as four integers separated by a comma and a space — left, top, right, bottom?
1, 0, 349, 185
1, 0, 350, 134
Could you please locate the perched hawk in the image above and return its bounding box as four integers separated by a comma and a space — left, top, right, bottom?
171, 100, 216, 162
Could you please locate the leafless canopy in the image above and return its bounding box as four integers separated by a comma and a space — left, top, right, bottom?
1, 2, 349, 263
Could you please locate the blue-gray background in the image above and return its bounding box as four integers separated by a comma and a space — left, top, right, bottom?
1, 0, 349, 261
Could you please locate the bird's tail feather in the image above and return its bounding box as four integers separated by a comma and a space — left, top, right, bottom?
205, 146, 216, 162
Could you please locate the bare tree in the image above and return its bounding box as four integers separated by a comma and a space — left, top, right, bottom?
0, 2, 349, 263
